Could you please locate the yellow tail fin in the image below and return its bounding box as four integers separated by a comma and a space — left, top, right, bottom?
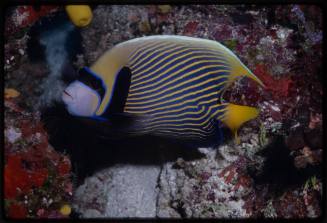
220, 103, 260, 144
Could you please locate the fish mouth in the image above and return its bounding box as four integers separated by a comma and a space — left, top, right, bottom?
63, 90, 73, 99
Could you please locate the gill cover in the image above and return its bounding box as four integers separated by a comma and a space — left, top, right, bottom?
62, 81, 100, 117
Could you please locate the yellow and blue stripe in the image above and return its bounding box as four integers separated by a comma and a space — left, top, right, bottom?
121, 41, 231, 141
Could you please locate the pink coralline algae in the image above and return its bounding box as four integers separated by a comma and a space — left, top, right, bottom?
253, 64, 293, 98
4, 96, 72, 219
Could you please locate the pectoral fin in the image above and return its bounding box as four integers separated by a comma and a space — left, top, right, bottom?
75, 113, 150, 140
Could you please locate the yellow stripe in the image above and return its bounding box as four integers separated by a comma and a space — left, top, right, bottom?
139, 108, 228, 139
142, 103, 228, 135
146, 126, 209, 137
132, 54, 228, 84
132, 46, 191, 75
129, 62, 229, 95
125, 104, 197, 116
202, 120, 215, 131
129, 72, 226, 103
148, 106, 227, 127
132, 50, 196, 81
131, 44, 187, 73
202, 122, 216, 132
162, 97, 219, 117
127, 84, 218, 110
202, 112, 227, 130
149, 105, 208, 123
130, 55, 229, 93
151, 106, 227, 128
130, 42, 177, 69
128, 42, 169, 66
124, 98, 217, 119
198, 98, 218, 106
145, 115, 221, 136
132, 47, 227, 80
125, 91, 219, 114
126, 75, 227, 106
126, 84, 220, 111
155, 130, 208, 139
128, 41, 160, 61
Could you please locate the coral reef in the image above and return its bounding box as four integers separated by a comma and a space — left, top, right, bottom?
4, 94, 72, 219
4, 4, 323, 219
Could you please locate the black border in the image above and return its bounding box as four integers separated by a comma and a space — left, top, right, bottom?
1, 0, 326, 222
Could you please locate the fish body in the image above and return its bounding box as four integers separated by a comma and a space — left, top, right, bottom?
63, 35, 263, 144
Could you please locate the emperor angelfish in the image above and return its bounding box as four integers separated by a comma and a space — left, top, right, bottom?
62, 35, 264, 145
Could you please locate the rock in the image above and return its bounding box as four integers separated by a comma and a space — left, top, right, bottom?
138, 20, 151, 33
286, 128, 305, 150
304, 128, 322, 150
104, 165, 161, 217
73, 170, 112, 217
5, 126, 22, 144
156, 163, 181, 218
18, 49, 25, 55
294, 147, 322, 169
74, 164, 161, 218
83, 209, 102, 218
156, 145, 252, 218
183, 21, 199, 35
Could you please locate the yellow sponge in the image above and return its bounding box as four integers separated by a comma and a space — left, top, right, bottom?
65, 5, 92, 27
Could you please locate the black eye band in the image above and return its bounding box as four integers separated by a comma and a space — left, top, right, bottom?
78, 67, 105, 100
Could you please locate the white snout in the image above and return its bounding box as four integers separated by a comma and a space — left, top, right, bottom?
62, 81, 101, 117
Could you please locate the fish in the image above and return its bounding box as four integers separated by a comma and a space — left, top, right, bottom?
62, 35, 264, 145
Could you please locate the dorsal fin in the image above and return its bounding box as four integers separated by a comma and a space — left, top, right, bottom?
228, 60, 265, 88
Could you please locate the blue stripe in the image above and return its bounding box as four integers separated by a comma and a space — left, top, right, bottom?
130, 59, 230, 92
128, 72, 228, 103
131, 52, 229, 81
131, 47, 192, 74
148, 105, 226, 125
129, 43, 175, 66
128, 42, 161, 62
130, 44, 181, 69
131, 47, 228, 75
150, 107, 207, 123
130, 65, 228, 98
126, 81, 223, 112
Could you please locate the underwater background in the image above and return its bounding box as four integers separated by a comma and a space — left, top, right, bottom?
4, 5, 323, 219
